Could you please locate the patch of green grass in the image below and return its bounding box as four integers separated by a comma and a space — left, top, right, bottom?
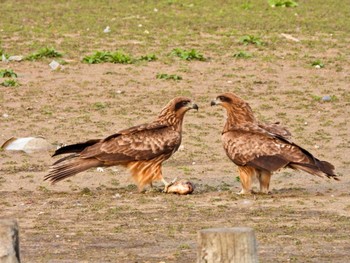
26, 47, 63, 61
92, 102, 108, 110
233, 51, 253, 59
1, 79, 19, 87
239, 35, 264, 46
311, 60, 325, 68
170, 48, 206, 61
0, 69, 17, 78
82, 50, 133, 64
80, 187, 93, 196
138, 54, 157, 62
156, 73, 182, 81
241, 2, 253, 10
268, 0, 298, 8
311, 94, 337, 102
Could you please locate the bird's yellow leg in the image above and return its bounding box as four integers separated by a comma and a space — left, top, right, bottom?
237, 166, 254, 195
258, 170, 272, 194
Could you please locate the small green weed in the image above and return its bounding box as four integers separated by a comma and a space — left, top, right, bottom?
26, 47, 63, 61
80, 187, 93, 196
156, 73, 182, 80
92, 102, 108, 110
138, 54, 157, 62
233, 51, 253, 59
235, 176, 240, 182
0, 69, 17, 78
170, 48, 206, 61
268, 0, 298, 7
241, 2, 253, 10
1, 79, 19, 87
239, 35, 264, 46
82, 50, 133, 64
311, 95, 337, 102
311, 60, 325, 68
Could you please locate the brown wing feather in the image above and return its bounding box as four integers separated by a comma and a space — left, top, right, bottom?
45, 122, 182, 184
258, 121, 292, 139
222, 126, 338, 180
80, 125, 181, 163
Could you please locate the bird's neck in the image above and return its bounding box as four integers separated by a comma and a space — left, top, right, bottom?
156, 112, 184, 132
223, 106, 256, 133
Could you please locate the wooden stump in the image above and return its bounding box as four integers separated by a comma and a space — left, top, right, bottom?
197, 227, 258, 263
0, 219, 20, 263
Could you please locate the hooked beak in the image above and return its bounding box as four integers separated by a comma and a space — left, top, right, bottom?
190, 102, 199, 111
210, 98, 220, 106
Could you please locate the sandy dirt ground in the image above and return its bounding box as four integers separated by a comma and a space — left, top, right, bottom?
1, 57, 349, 262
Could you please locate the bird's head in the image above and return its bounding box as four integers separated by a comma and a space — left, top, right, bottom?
210, 93, 245, 108
158, 97, 198, 126
211, 92, 255, 124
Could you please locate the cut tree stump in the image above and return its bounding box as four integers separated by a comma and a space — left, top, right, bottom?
0, 219, 20, 263
197, 227, 258, 263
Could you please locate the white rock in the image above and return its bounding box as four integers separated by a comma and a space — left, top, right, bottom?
8, 55, 23, 61
1, 137, 55, 153
49, 60, 61, 70
103, 26, 111, 33
96, 167, 104, 172
2, 54, 9, 62
315, 65, 321, 69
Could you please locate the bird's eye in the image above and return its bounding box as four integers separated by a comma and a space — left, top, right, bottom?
183, 101, 189, 105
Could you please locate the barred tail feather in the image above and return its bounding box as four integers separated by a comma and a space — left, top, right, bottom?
45, 156, 102, 184
289, 160, 339, 181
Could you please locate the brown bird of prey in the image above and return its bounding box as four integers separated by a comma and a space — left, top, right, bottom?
45, 97, 198, 192
211, 92, 338, 194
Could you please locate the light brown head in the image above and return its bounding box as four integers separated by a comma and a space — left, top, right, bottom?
157, 97, 198, 128
211, 92, 256, 125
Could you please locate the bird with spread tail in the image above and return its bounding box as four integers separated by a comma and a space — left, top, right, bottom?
211, 92, 339, 194
45, 97, 198, 192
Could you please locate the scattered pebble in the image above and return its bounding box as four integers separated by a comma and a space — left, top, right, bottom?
178, 145, 185, 151
154, 8, 158, 12
314, 145, 320, 149
322, 95, 332, 102
8, 55, 23, 61
227, 80, 233, 84
2, 113, 9, 118
280, 33, 300, 42
304, 122, 308, 125
116, 90, 125, 94
113, 193, 121, 199
315, 65, 321, 69
103, 26, 111, 33
192, 161, 196, 165
49, 60, 61, 70
144, 30, 149, 34
96, 167, 104, 172
138, 24, 143, 27
56, 235, 60, 238
2, 54, 8, 62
